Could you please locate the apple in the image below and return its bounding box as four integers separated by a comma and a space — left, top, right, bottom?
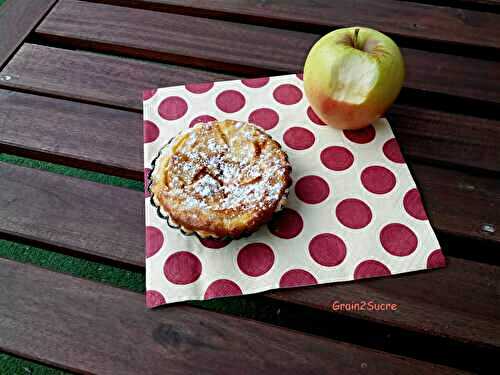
304, 27, 405, 130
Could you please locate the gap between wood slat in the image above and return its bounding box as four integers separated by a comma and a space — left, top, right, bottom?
0, 239, 491, 372
81, 0, 500, 58
0, 1, 496, 372
22, 33, 500, 121
7, 38, 497, 122
0, 161, 498, 350
0, 351, 68, 375
32, 0, 500, 105
0, 0, 58, 69
0, 47, 498, 245
399, 0, 500, 13
5, 257, 471, 375
1, 45, 499, 174
0, 162, 498, 372
0, 234, 492, 372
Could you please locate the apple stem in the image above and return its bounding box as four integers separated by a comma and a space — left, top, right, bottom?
354, 28, 360, 49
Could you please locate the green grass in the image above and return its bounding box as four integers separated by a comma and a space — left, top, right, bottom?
0, 152, 147, 373
0, 154, 269, 373
1, 2, 74, 368
0, 353, 66, 375
0, 0, 70, 370
0, 239, 145, 293
0, 0, 257, 368
0, 154, 143, 191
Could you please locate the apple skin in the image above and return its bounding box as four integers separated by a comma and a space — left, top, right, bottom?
304, 27, 405, 130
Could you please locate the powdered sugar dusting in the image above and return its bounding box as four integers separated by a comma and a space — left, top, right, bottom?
157, 120, 289, 214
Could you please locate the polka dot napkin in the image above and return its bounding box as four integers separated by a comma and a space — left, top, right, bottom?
143, 74, 445, 308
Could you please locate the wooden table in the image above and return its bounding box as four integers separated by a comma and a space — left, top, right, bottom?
0, 0, 499, 373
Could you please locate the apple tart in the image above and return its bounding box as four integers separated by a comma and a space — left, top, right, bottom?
149, 120, 292, 239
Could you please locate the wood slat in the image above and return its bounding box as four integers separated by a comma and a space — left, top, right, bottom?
437, 0, 500, 6
1, 89, 499, 245
0, 44, 231, 111
1, 44, 499, 173
0, 162, 144, 266
34, 0, 500, 104
0, 90, 142, 179
404, 0, 500, 13
1, 1, 496, 371
1, 162, 499, 351
2, 259, 467, 375
0, 0, 56, 68
87, 0, 500, 50
387, 104, 500, 173
268, 258, 500, 348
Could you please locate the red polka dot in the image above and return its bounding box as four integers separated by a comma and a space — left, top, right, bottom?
146, 290, 165, 308
404, 188, 428, 220
343, 125, 376, 144
237, 243, 274, 277
146, 226, 163, 258
380, 223, 418, 256
248, 108, 279, 130
309, 233, 346, 267
296, 73, 304, 80
361, 166, 396, 194
200, 237, 231, 249
279, 269, 317, 288
241, 77, 269, 88
268, 208, 303, 239
189, 114, 216, 128
185, 82, 214, 94
336, 199, 372, 229
320, 146, 354, 171
158, 96, 188, 120
354, 260, 391, 279
307, 106, 326, 126
216, 90, 246, 113
283, 127, 315, 150
427, 249, 446, 269
383, 138, 405, 163
273, 84, 303, 105
164, 251, 202, 284
144, 120, 159, 143
204, 279, 242, 299
144, 168, 151, 198
143, 89, 157, 100
295, 176, 330, 204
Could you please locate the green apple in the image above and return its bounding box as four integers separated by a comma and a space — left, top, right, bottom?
304, 27, 405, 130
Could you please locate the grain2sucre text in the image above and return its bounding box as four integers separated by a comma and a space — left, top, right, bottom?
331, 300, 399, 312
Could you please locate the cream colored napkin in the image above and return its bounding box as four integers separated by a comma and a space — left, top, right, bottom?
143, 74, 444, 308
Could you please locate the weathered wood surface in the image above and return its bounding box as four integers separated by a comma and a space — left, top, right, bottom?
2, 258, 472, 374
34, 0, 500, 103
86, 0, 500, 49
0, 44, 231, 111
1, 0, 498, 372
1, 44, 499, 173
0, 0, 56, 68
1, 162, 498, 350
1, 87, 498, 244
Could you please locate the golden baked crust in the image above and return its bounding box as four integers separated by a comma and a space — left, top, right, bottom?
150, 120, 292, 239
